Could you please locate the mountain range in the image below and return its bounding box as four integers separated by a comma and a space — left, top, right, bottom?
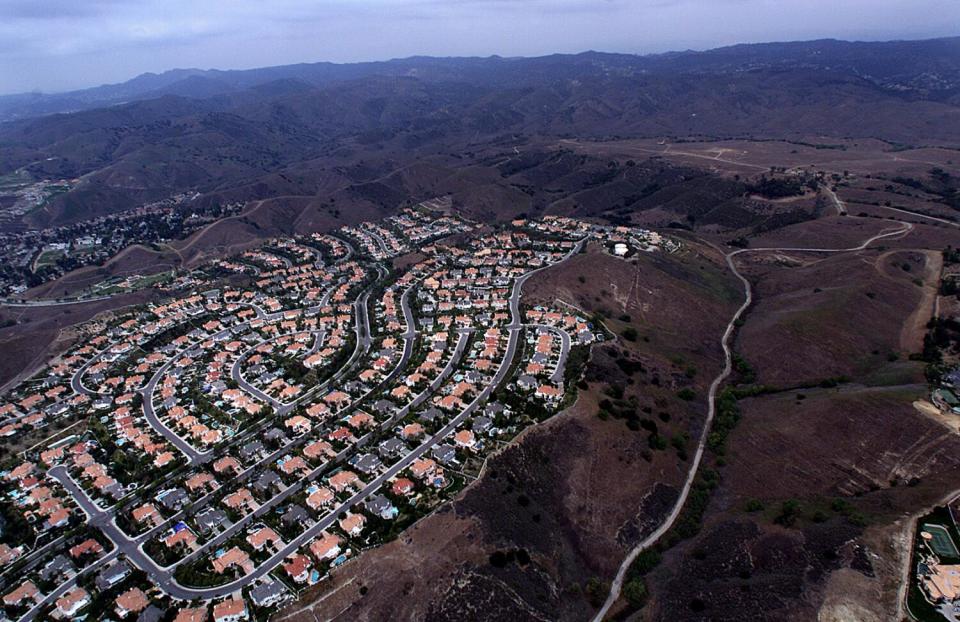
2, 36, 959, 229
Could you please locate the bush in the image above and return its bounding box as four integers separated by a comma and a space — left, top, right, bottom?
623, 578, 648, 608
775, 499, 801, 527
584, 577, 609, 607
622, 327, 639, 341
677, 388, 696, 401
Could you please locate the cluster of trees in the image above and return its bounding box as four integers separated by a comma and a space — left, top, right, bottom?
748, 175, 815, 199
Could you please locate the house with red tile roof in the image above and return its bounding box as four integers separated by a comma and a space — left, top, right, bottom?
212, 598, 248, 622
339, 512, 366, 536
308, 532, 341, 560
115, 587, 150, 617
283, 554, 311, 584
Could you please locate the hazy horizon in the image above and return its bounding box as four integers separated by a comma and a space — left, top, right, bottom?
1, 0, 958, 96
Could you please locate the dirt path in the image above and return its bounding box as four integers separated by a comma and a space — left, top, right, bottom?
592, 219, 914, 621
823, 185, 847, 216
900, 249, 943, 352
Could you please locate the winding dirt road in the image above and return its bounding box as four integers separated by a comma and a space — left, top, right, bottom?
592, 220, 914, 621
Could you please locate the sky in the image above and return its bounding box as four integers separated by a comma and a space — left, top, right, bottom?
0, 0, 958, 95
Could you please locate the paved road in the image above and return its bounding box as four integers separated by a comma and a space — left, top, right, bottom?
524, 323, 571, 384
591, 221, 914, 621
69, 349, 105, 397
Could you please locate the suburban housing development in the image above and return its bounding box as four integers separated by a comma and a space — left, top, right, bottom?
0, 206, 669, 622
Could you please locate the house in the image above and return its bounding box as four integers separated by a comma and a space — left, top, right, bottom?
471, 416, 493, 435
453, 429, 476, 449
328, 426, 355, 443
239, 441, 265, 463
223, 488, 255, 513
410, 458, 437, 480
0, 543, 23, 566
303, 440, 335, 461
164, 526, 198, 550
212, 547, 253, 575
253, 470, 282, 495
250, 580, 287, 608
96, 561, 132, 590
3, 580, 39, 607
536, 384, 562, 401
306, 486, 334, 510
56, 587, 90, 617
517, 374, 537, 390
379, 437, 406, 458
284, 415, 312, 436
400, 423, 424, 440
115, 588, 150, 617
195, 508, 228, 535
132, 503, 161, 526
212, 598, 248, 622
354, 453, 383, 475
308, 532, 342, 561
347, 411, 375, 429
372, 400, 395, 416
329, 470, 359, 492
158, 488, 189, 512
282, 504, 310, 530
392, 477, 415, 496
419, 407, 442, 423
283, 554, 312, 584
338, 512, 366, 536
432, 444, 457, 464
40, 554, 75, 582
174, 607, 208, 622
263, 428, 289, 446
138, 605, 165, 622
246, 526, 281, 552
69, 538, 104, 560
365, 494, 398, 520
213, 456, 242, 475
186, 472, 217, 494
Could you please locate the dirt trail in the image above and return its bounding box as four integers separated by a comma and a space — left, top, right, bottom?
899, 249, 943, 352
592, 219, 914, 622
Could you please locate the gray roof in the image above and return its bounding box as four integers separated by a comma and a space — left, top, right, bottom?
250, 581, 286, 607
472, 416, 493, 433
40, 554, 74, 581
240, 440, 265, 460
365, 494, 392, 516
432, 444, 456, 464
378, 438, 405, 457
195, 508, 227, 534
282, 504, 309, 526
484, 402, 505, 416
355, 453, 383, 474
138, 605, 164, 622
373, 399, 395, 414
96, 560, 132, 590
158, 488, 188, 511
254, 470, 281, 491
419, 407, 442, 422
